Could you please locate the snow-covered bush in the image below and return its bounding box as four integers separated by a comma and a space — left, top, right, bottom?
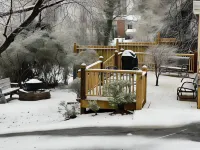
88, 100, 100, 115
68, 78, 81, 98
0, 42, 33, 84
73, 49, 99, 79
103, 81, 136, 113
58, 101, 78, 120
75, 49, 99, 66
0, 29, 75, 86
23, 30, 75, 86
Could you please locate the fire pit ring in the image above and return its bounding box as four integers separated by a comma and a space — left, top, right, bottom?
19, 89, 51, 101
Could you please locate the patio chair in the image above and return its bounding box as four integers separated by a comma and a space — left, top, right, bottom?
177, 73, 198, 100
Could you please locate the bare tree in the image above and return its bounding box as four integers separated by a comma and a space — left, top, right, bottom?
0, 0, 93, 54
132, 0, 197, 52
145, 45, 177, 86
131, 0, 170, 41
90, 0, 133, 45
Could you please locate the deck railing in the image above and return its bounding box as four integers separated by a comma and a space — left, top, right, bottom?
103, 54, 115, 69
80, 64, 148, 110
77, 56, 103, 78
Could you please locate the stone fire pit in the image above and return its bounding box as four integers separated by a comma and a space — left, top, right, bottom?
19, 89, 51, 101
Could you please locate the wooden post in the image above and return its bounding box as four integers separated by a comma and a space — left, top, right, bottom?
120, 48, 124, 53
194, 51, 198, 73
114, 50, 119, 69
198, 15, 200, 109
142, 65, 148, 104
73, 43, 78, 79
73, 43, 77, 53
118, 53, 122, 70
156, 32, 161, 44
99, 56, 104, 85
142, 65, 148, 72
99, 56, 104, 62
136, 71, 143, 110
80, 63, 86, 114
116, 39, 119, 51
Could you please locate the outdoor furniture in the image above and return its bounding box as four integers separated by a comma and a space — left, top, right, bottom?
160, 56, 190, 77
19, 89, 50, 101
177, 73, 198, 100
0, 78, 20, 98
121, 50, 138, 70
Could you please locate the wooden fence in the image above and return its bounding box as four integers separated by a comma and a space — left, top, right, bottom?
107, 51, 195, 73
74, 43, 116, 60
80, 64, 148, 112
74, 33, 178, 60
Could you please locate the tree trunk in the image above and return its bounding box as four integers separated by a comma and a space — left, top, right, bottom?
155, 65, 159, 86
156, 76, 159, 86
104, 19, 113, 46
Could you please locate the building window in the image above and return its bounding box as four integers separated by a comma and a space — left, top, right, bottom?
128, 24, 132, 29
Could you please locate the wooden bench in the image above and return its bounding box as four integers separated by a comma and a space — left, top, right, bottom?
160, 56, 189, 77
0, 78, 20, 98
177, 74, 198, 100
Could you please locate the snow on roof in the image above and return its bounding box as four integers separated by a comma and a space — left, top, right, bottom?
126, 29, 136, 33
124, 15, 138, 21
114, 15, 138, 22
110, 38, 125, 46
26, 79, 42, 84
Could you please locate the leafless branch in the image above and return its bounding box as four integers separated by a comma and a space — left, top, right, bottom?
3, 0, 13, 39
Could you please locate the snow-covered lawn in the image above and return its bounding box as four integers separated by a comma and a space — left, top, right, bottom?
0, 72, 200, 150
0, 89, 77, 134
0, 72, 199, 134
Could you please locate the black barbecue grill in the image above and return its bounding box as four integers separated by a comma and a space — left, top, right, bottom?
121, 50, 138, 70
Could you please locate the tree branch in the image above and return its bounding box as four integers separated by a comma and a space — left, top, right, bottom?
0, 0, 44, 54
3, 0, 13, 39
0, 0, 65, 18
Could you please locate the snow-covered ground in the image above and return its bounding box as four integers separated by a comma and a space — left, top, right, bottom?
146, 72, 196, 109
0, 72, 200, 150
0, 89, 77, 134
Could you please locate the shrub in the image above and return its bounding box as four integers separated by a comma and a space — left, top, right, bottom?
75, 49, 99, 66
58, 101, 77, 120
68, 78, 81, 98
0, 29, 75, 86
103, 80, 136, 113
88, 100, 100, 115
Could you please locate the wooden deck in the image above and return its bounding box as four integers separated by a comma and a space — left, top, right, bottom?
79, 64, 148, 113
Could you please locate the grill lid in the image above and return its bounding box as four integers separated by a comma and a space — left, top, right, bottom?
26, 79, 42, 84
